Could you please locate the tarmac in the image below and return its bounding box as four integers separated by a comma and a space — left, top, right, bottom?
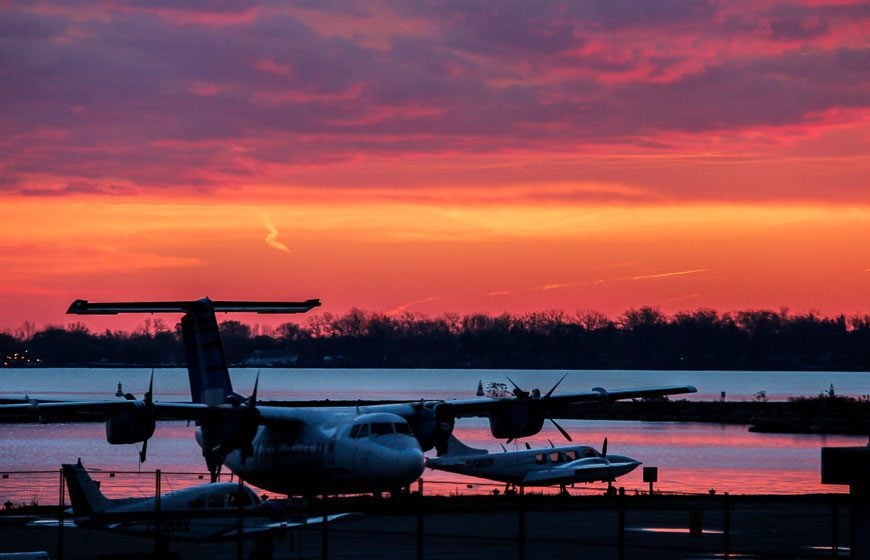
0, 494, 855, 560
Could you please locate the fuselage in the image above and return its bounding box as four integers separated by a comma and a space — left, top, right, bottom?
77, 483, 274, 541
426, 444, 640, 486
208, 411, 425, 496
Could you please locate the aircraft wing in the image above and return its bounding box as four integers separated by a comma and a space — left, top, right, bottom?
220, 512, 365, 539
0, 399, 306, 430
0, 399, 143, 419
28, 519, 78, 528
436, 384, 696, 418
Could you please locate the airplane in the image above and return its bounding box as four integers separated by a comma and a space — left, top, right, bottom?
426, 435, 640, 493
36, 460, 362, 558
0, 297, 696, 498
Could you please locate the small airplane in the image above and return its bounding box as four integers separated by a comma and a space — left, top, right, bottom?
426, 435, 640, 492
35, 460, 362, 558
0, 297, 695, 498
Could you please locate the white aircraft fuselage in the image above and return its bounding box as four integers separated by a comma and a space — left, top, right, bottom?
57, 463, 362, 543
427, 443, 641, 487
213, 411, 424, 496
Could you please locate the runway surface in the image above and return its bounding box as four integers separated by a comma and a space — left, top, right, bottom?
0, 494, 853, 560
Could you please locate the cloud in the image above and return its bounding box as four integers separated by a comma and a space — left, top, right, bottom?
262, 217, 291, 253
0, 1, 867, 202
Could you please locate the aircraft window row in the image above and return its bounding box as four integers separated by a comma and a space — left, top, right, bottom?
350, 422, 413, 438
188, 491, 254, 509
534, 450, 588, 465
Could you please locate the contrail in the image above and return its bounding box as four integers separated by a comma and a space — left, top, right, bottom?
387, 296, 445, 315
262, 217, 291, 253
628, 268, 709, 281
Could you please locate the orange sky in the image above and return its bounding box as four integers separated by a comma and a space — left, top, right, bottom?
1, 1, 868, 330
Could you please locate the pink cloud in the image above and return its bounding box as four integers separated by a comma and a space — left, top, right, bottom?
0, 0, 866, 203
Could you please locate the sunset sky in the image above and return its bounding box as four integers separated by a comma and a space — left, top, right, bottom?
1, 1, 868, 331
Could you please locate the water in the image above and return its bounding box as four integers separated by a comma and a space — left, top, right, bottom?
0, 368, 867, 499
2, 367, 867, 402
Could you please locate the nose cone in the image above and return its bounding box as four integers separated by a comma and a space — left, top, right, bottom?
606, 455, 642, 477
387, 446, 425, 483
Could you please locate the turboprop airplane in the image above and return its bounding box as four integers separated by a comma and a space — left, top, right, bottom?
426, 436, 640, 491
37, 461, 361, 558
0, 297, 696, 498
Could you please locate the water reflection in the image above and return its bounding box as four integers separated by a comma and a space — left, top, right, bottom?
1, 418, 861, 498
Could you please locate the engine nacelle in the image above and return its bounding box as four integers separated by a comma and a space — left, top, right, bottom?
488, 404, 544, 440
105, 403, 155, 445
401, 403, 454, 454
200, 409, 260, 461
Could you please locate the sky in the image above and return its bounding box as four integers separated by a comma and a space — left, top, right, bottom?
1, 0, 868, 331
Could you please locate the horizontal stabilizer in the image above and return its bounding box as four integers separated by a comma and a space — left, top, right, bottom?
68, 298, 321, 315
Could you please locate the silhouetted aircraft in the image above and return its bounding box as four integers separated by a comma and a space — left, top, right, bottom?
427, 435, 640, 492
31, 461, 361, 558
0, 298, 695, 498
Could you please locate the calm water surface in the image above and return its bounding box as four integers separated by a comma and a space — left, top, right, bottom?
0, 368, 866, 499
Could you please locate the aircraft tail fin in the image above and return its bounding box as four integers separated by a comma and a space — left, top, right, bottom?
441, 435, 489, 457
67, 297, 320, 406
62, 461, 111, 517
180, 299, 237, 405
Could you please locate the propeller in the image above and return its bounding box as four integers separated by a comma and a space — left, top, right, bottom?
505, 374, 573, 443
601, 437, 608, 458
205, 371, 261, 482
138, 370, 155, 463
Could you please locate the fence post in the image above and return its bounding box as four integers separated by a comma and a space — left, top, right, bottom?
723, 492, 730, 559
321, 493, 329, 560
155, 469, 162, 550
416, 479, 424, 560
517, 486, 525, 560
237, 478, 244, 560
831, 499, 839, 558
57, 468, 65, 560
617, 487, 625, 560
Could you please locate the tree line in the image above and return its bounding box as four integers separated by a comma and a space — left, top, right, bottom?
2, 307, 869, 370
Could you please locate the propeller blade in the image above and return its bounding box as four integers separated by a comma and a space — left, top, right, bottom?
145, 369, 154, 403
602, 437, 608, 457
139, 439, 148, 464
505, 376, 522, 392
249, 370, 260, 405
543, 373, 568, 399
525, 442, 531, 450
548, 417, 573, 442
506, 437, 515, 444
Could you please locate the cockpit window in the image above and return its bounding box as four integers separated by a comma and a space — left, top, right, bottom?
351, 424, 369, 438
583, 448, 597, 458
565, 450, 578, 461
393, 422, 413, 435
207, 492, 225, 508
227, 490, 253, 508
370, 422, 393, 435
